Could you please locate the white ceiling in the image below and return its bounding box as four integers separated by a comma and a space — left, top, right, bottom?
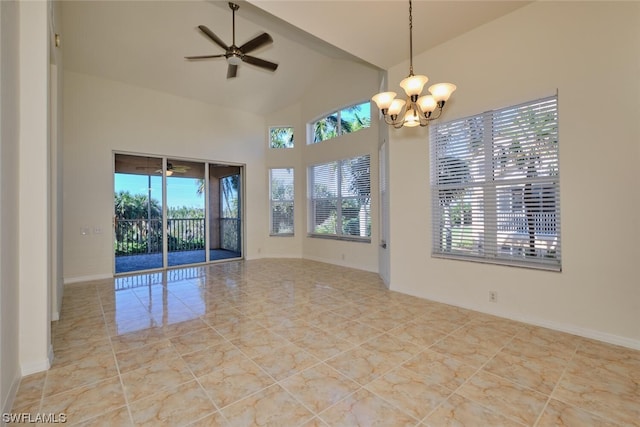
61, 0, 529, 115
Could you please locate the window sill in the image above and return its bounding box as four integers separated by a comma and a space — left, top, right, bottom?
431, 252, 561, 272
308, 233, 371, 244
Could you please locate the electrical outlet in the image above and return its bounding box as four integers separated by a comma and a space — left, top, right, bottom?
489, 291, 498, 303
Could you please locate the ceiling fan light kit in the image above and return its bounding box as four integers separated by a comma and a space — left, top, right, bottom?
185, 2, 278, 79
372, 0, 456, 128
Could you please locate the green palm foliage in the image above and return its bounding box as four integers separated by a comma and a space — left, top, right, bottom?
313, 102, 371, 143
114, 191, 161, 220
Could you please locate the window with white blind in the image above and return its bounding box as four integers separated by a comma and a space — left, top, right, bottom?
430, 96, 561, 270
308, 155, 371, 241
269, 168, 294, 236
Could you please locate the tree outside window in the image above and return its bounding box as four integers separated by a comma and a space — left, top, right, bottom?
430, 96, 560, 270
269, 127, 294, 148
311, 102, 371, 144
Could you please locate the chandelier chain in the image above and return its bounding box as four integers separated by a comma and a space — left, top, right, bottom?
370, 0, 456, 128
408, 0, 413, 75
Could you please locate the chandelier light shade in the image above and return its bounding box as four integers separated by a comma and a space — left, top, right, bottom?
372, 0, 456, 128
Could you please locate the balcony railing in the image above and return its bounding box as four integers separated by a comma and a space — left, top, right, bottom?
115, 218, 206, 255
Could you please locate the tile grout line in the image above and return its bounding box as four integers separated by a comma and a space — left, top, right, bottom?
100, 280, 137, 427
418, 326, 530, 426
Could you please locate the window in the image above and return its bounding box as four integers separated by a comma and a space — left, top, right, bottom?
310, 102, 371, 144
269, 168, 294, 235
269, 127, 294, 148
430, 96, 560, 270
308, 155, 371, 241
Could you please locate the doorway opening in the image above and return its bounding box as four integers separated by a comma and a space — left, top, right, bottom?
113, 153, 243, 274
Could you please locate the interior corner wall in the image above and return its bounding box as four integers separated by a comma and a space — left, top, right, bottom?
387, 1, 640, 348
0, 0, 22, 414
62, 71, 268, 282
264, 59, 382, 272
50, 0, 64, 323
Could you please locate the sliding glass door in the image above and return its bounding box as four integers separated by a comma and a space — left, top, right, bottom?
114, 155, 164, 273
166, 159, 206, 267
208, 166, 242, 261
114, 154, 243, 274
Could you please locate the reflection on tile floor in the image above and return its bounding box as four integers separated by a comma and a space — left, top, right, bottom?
11, 259, 640, 426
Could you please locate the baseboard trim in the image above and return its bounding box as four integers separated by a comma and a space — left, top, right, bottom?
48, 344, 54, 367
407, 292, 640, 351
63, 273, 112, 285
304, 255, 378, 273
20, 357, 50, 377
515, 314, 640, 351
2, 371, 21, 416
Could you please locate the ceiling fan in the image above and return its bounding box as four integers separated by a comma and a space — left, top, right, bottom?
185, 2, 278, 79
156, 163, 190, 176
136, 163, 190, 175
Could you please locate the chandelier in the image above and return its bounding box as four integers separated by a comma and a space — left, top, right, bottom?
372, 0, 456, 128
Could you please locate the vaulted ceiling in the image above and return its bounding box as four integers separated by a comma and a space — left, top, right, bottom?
61, 0, 529, 115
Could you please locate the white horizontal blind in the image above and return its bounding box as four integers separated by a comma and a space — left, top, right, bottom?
309, 155, 371, 240
430, 96, 560, 270
269, 168, 294, 235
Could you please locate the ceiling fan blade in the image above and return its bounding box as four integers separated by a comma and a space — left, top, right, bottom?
198, 25, 229, 51
227, 64, 238, 79
242, 55, 278, 71
184, 54, 225, 60
238, 33, 273, 54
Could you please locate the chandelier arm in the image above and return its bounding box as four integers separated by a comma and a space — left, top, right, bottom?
383, 115, 395, 126
429, 107, 444, 120
414, 103, 428, 127
386, 100, 410, 127
384, 114, 402, 127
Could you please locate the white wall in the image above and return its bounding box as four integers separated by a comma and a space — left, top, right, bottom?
265, 59, 381, 272
18, 0, 52, 376
63, 71, 268, 281
0, 0, 22, 414
263, 103, 304, 258
387, 2, 640, 348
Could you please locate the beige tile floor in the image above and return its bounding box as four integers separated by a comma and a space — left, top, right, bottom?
10, 259, 640, 426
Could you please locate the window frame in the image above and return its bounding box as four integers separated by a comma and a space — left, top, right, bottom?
307, 155, 371, 243
308, 101, 371, 145
269, 168, 295, 236
430, 95, 561, 271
